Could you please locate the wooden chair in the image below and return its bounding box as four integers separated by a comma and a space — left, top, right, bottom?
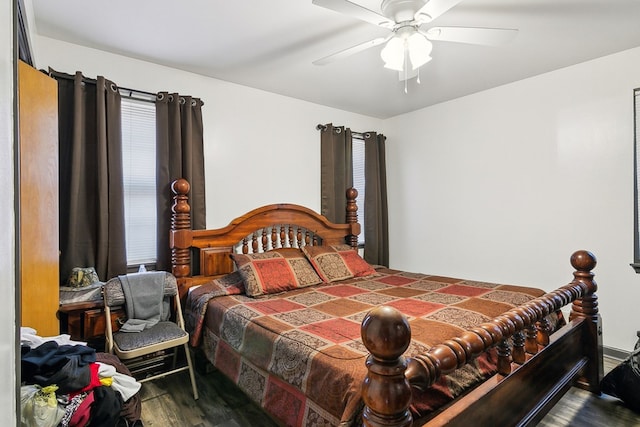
103, 271, 198, 399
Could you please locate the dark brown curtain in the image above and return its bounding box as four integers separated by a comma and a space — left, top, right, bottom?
155, 92, 205, 271
320, 124, 353, 223
363, 132, 389, 266
52, 69, 127, 283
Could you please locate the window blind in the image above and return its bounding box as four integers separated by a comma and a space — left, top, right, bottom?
353, 137, 365, 245
121, 96, 157, 265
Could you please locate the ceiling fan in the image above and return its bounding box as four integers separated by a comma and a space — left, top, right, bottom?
312, 0, 517, 80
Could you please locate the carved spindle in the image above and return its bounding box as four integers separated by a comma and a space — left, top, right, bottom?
524, 325, 538, 355
170, 179, 192, 280
288, 226, 294, 248
271, 227, 278, 249
501, 311, 525, 364
495, 314, 516, 375
496, 339, 512, 376
305, 231, 311, 246
297, 228, 303, 248
536, 318, 551, 347
242, 238, 248, 254
280, 226, 286, 248
529, 296, 552, 347
512, 331, 526, 364
262, 229, 268, 251
251, 233, 259, 254
361, 306, 412, 427
511, 304, 538, 355
346, 187, 359, 249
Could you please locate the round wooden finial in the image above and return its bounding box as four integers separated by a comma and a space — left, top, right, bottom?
570, 250, 597, 272
346, 187, 358, 200
171, 178, 190, 196
361, 306, 411, 360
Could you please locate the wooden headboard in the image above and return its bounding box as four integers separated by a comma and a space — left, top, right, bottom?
169, 178, 361, 298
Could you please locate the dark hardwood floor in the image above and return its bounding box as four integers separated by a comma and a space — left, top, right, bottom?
139, 355, 640, 427
536, 356, 640, 427
139, 366, 279, 427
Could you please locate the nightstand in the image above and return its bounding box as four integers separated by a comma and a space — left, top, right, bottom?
58, 300, 124, 350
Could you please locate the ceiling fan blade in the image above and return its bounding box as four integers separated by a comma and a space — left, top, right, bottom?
312, 0, 393, 28
425, 27, 518, 46
415, 0, 464, 23
313, 36, 390, 65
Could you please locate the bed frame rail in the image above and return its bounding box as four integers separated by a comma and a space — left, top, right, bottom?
360, 250, 603, 427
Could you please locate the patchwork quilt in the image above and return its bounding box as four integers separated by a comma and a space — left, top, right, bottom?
185, 267, 563, 427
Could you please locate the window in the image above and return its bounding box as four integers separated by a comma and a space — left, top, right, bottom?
352, 137, 365, 246
121, 95, 157, 267
633, 88, 640, 272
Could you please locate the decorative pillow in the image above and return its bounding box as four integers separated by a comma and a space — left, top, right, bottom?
230, 248, 323, 297
301, 244, 377, 282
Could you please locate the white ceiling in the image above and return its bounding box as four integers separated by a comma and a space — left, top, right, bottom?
29, 0, 640, 119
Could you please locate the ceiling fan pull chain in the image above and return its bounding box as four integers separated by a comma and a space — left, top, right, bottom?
404, 51, 408, 94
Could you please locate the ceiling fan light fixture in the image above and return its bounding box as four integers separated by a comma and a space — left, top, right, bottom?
381, 36, 405, 71
380, 29, 432, 72
407, 32, 432, 70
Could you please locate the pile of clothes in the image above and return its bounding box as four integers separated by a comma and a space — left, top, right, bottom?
21, 327, 143, 427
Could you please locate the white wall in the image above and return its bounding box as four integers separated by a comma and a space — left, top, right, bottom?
33, 36, 382, 229
1, 0, 17, 423
385, 47, 640, 352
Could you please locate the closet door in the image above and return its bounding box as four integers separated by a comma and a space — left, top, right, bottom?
18, 60, 59, 336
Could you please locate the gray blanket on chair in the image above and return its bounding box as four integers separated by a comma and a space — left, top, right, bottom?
119, 271, 166, 333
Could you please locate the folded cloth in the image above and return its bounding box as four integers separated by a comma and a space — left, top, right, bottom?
119, 272, 166, 332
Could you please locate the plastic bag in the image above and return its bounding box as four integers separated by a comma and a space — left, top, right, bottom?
600, 335, 640, 412
20, 385, 65, 427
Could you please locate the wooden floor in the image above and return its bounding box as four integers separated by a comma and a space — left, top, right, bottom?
139, 356, 640, 427
139, 366, 279, 427
535, 356, 640, 427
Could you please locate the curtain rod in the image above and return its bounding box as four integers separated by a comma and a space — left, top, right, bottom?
46, 70, 204, 105
46, 68, 157, 100
316, 123, 366, 139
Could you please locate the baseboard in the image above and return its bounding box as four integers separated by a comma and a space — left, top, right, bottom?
604, 345, 631, 361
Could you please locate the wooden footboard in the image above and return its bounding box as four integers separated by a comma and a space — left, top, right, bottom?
360, 250, 603, 427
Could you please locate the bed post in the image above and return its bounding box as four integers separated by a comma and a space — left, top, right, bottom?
170, 178, 193, 285
568, 250, 603, 394
360, 306, 413, 427
346, 187, 359, 250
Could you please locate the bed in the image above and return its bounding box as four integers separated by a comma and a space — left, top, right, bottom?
169, 178, 603, 427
